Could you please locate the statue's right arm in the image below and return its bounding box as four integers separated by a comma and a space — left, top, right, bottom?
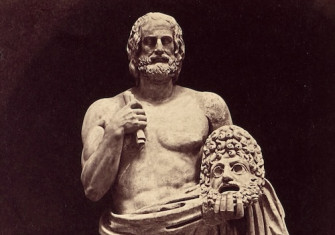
80, 97, 146, 201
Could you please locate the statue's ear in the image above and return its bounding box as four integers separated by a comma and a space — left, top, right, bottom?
174, 48, 180, 60
252, 176, 265, 187
174, 39, 185, 61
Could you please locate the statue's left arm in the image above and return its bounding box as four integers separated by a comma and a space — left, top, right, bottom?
201, 92, 233, 132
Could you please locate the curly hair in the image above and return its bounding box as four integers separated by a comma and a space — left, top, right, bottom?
126, 12, 185, 85
200, 125, 265, 191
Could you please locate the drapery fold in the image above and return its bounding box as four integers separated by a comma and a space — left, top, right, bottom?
99, 180, 288, 235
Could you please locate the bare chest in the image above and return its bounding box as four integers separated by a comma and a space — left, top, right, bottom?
142, 100, 209, 151
114, 97, 208, 209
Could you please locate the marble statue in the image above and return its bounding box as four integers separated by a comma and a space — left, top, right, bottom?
81, 12, 288, 235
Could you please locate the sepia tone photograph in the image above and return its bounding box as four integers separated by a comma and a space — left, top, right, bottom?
1, 0, 334, 234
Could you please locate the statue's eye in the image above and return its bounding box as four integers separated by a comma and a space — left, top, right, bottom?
161, 36, 173, 45
143, 37, 157, 46
213, 165, 224, 177
231, 164, 247, 175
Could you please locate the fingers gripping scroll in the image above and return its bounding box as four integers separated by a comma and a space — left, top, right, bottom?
123, 91, 146, 147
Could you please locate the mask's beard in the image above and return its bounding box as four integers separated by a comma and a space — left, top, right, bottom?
137, 55, 180, 83
203, 178, 263, 209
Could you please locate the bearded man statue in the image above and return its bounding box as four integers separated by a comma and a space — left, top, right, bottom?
80, 12, 289, 235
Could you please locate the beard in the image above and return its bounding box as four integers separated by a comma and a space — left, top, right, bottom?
137, 54, 180, 83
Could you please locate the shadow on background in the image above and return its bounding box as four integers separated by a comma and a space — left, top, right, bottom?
1, 0, 334, 234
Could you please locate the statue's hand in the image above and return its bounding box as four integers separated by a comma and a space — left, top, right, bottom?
213, 192, 244, 220
104, 99, 147, 135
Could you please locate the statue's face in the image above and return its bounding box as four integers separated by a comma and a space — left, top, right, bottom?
137, 21, 179, 83
140, 20, 175, 59
204, 153, 262, 208
210, 154, 257, 194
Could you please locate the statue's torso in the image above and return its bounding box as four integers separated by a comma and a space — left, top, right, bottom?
111, 90, 209, 213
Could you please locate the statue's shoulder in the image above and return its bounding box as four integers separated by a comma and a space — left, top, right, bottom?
178, 87, 227, 106
179, 87, 232, 129
199, 91, 227, 104
85, 91, 127, 116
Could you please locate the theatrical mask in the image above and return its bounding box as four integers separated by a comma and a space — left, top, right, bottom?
200, 125, 265, 222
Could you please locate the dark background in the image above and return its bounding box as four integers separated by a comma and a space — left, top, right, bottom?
1, 0, 334, 234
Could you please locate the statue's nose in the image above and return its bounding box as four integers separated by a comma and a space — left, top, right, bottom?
154, 40, 164, 55
222, 171, 233, 183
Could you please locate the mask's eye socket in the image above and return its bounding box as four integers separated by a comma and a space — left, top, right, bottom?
161, 36, 173, 45
212, 165, 224, 178
231, 163, 248, 175
143, 37, 157, 46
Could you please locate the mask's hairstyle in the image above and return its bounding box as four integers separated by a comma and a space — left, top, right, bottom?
200, 125, 265, 189
126, 12, 185, 85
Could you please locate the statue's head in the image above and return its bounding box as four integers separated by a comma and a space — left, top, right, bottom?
127, 12, 185, 85
200, 125, 265, 209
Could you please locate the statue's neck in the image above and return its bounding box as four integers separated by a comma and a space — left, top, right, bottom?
135, 76, 175, 103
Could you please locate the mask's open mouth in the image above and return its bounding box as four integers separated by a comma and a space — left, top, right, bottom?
219, 184, 240, 193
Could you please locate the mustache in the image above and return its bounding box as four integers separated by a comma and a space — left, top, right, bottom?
137, 54, 172, 66
150, 55, 170, 63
